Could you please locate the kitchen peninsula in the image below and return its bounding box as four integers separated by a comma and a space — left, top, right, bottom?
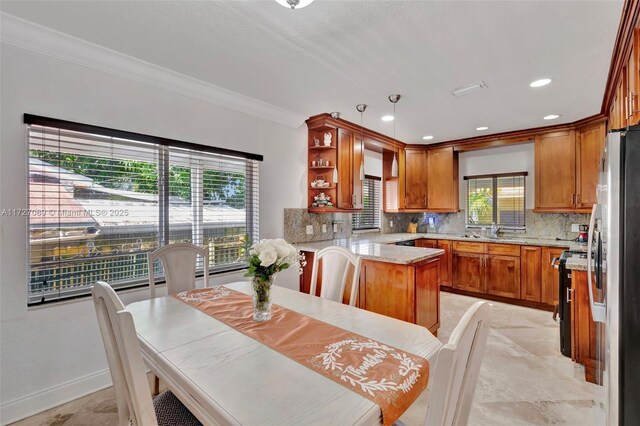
296, 238, 444, 335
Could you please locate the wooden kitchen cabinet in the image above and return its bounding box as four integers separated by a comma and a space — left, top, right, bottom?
437, 240, 453, 287
415, 238, 437, 248
336, 128, 364, 210
520, 246, 542, 302
534, 130, 577, 211
485, 255, 521, 299
382, 148, 406, 212
404, 148, 428, 209
541, 246, 566, 306
427, 147, 459, 212
415, 259, 440, 332
576, 122, 606, 209
452, 251, 485, 294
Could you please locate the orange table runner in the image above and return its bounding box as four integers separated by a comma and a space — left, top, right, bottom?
174, 286, 430, 426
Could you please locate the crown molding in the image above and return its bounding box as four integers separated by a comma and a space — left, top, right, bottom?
0, 13, 306, 129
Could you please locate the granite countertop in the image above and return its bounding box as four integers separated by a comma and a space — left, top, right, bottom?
565, 254, 590, 271
294, 239, 444, 265
295, 232, 587, 265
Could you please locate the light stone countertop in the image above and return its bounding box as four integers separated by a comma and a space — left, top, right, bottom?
565, 254, 590, 271
294, 238, 444, 265
294, 232, 586, 266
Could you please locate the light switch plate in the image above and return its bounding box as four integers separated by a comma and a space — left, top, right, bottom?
571, 224, 580, 232
305, 225, 314, 235
321, 224, 327, 233
333, 224, 338, 232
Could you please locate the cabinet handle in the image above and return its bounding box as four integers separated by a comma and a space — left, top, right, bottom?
566, 287, 574, 303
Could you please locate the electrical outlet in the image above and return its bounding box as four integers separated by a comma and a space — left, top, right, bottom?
305, 225, 314, 235
428, 217, 435, 226
390, 220, 394, 228
333, 224, 338, 232
571, 224, 580, 232
322, 224, 327, 233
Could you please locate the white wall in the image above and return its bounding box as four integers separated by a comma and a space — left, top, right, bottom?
458, 143, 535, 209
364, 149, 383, 177
0, 43, 306, 423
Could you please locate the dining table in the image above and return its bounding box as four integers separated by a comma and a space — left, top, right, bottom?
127, 281, 443, 426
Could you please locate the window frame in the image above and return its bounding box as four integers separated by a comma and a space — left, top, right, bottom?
352, 175, 381, 231
25, 114, 262, 305
464, 171, 527, 230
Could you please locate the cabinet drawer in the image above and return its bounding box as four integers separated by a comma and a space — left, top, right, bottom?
487, 243, 521, 257
453, 241, 485, 253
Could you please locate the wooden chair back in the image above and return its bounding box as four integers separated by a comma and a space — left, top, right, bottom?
425, 301, 492, 426
310, 246, 361, 306
148, 243, 209, 298
92, 281, 157, 426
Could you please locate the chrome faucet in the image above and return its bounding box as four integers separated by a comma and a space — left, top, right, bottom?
490, 223, 500, 238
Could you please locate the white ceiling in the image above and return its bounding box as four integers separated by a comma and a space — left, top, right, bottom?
1, 0, 623, 143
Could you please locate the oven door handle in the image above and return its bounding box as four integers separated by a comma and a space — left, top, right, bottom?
587, 204, 606, 323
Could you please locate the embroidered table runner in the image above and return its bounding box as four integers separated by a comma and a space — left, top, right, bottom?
174, 287, 430, 426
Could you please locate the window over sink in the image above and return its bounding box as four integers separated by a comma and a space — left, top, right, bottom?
465, 172, 527, 229
352, 175, 381, 230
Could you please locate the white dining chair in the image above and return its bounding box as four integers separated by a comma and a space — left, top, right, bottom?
309, 246, 361, 306
424, 301, 492, 426
91, 281, 202, 426
148, 243, 209, 299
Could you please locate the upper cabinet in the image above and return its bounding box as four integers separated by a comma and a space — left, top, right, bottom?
383, 146, 458, 213
534, 121, 606, 213
336, 128, 364, 210
404, 149, 428, 209
427, 147, 459, 212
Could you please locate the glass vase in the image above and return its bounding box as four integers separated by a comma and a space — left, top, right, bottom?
251, 275, 274, 322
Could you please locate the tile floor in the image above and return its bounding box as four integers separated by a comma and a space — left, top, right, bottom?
11, 292, 605, 426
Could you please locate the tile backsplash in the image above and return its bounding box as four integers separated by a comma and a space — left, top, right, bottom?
283, 208, 352, 243
284, 208, 589, 243
382, 210, 590, 240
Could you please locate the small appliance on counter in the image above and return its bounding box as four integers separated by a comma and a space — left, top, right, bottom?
578, 224, 589, 242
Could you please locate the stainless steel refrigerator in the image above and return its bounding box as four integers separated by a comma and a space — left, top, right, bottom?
588, 127, 640, 425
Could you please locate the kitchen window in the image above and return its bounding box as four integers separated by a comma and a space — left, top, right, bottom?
352, 175, 381, 230
465, 172, 527, 229
25, 115, 261, 305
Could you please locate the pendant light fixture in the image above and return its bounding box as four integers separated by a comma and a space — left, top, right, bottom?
388, 94, 401, 178
356, 103, 367, 181
275, 0, 314, 9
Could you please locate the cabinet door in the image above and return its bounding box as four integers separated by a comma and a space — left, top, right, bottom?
405, 149, 428, 209
437, 240, 453, 287
628, 34, 639, 126
336, 129, 354, 209
542, 247, 566, 306
352, 133, 364, 209
452, 252, 485, 293
534, 131, 576, 210
427, 147, 458, 211
576, 123, 606, 209
520, 246, 542, 302
360, 260, 414, 323
415, 239, 437, 248
485, 255, 521, 299
415, 259, 440, 333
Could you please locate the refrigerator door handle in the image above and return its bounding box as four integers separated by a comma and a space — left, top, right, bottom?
587, 204, 606, 323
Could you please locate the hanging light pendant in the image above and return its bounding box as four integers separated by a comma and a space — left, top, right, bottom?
275, 0, 314, 9
356, 104, 367, 181
332, 164, 339, 184
388, 94, 401, 178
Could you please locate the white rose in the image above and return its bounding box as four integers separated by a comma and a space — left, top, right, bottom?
272, 239, 293, 258
258, 247, 278, 267
250, 240, 267, 256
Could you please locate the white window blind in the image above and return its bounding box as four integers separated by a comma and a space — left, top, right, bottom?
352, 176, 381, 230
26, 116, 260, 305
465, 172, 526, 229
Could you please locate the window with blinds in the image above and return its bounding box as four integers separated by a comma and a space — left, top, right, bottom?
465, 172, 526, 229
25, 115, 261, 305
352, 176, 381, 230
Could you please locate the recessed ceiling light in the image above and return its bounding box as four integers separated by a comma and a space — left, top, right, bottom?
422, 135, 434, 140
543, 114, 561, 120
381, 115, 394, 122
530, 78, 552, 88
476, 126, 489, 131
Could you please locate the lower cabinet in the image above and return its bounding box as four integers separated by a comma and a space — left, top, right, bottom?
452, 252, 485, 294
520, 246, 542, 302
542, 247, 565, 306
485, 255, 521, 299
437, 240, 453, 287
